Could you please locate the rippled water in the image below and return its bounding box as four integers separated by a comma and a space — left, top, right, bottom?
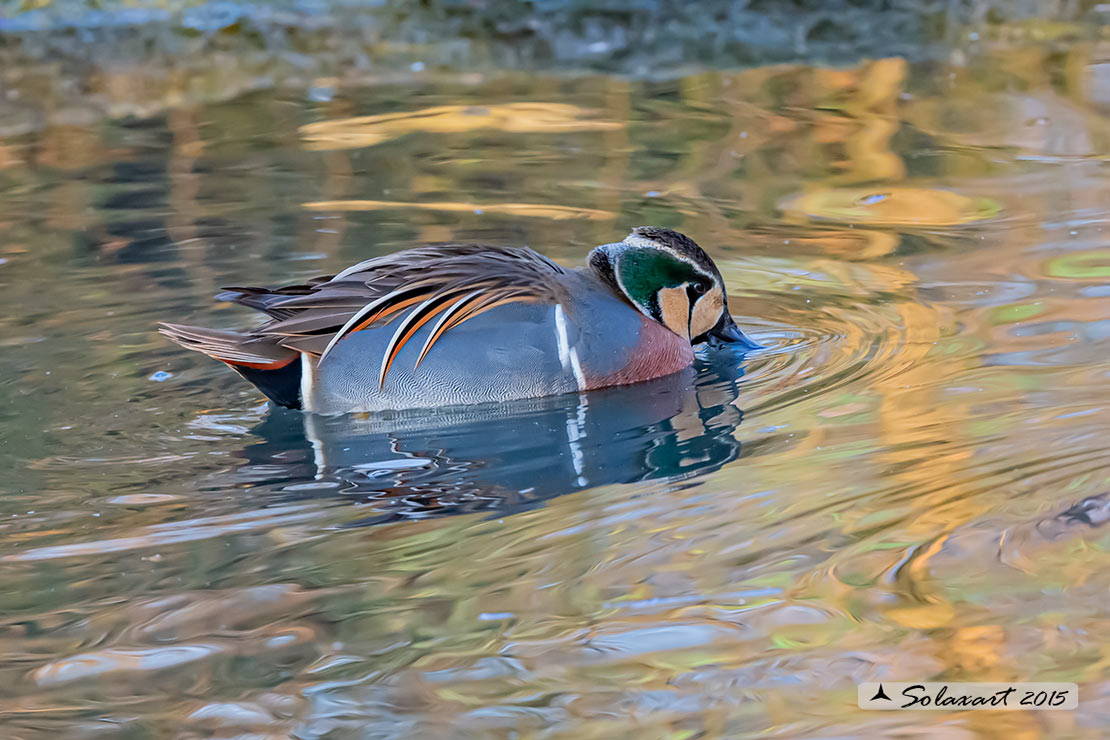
1, 46, 1110, 738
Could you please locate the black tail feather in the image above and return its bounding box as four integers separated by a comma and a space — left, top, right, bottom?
230, 359, 303, 410
159, 322, 303, 409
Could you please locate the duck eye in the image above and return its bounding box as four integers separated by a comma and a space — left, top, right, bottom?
690, 282, 708, 296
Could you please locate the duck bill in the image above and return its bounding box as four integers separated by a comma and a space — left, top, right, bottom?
706, 314, 764, 350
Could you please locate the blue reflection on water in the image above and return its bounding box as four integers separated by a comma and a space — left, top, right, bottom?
225, 350, 751, 523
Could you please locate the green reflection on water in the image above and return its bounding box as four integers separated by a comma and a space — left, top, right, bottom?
1047, 250, 1110, 279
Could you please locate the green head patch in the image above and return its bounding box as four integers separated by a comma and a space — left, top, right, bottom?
615, 248, 706, 316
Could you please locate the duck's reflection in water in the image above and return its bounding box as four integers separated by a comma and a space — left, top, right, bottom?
228, 351, 749, 523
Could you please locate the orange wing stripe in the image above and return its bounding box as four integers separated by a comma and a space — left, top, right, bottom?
346, 280, 496, 339
221, 354, 298, 371
349, 293, 431, 334
378, 307, 455, 388
413, 292, 490, 367
446, 294, 534, 333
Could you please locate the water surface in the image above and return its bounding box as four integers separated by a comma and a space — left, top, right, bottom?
1, 46, 1109, 738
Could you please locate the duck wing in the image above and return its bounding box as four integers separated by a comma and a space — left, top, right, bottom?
220, 244, 570, 387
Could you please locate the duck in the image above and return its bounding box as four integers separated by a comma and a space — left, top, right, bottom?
160, 226, 762, 415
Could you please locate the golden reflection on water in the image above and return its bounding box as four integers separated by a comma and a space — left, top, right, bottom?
779, 186, 1001, 227
0, 40, 1108, 740
303, 199, 614, 220
299, 102, 625, 151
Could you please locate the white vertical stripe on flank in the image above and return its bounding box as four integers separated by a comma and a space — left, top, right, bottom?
299, 352, 316, 413
553, 303, 586, 391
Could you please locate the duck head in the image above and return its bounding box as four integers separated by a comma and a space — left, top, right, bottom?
589, 227, 763, 350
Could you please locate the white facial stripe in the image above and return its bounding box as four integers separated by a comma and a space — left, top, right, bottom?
621, 234, 665, 250
619, 233, 717, 283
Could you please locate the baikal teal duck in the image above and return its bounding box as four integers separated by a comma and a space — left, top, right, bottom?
160, 227, 764, 414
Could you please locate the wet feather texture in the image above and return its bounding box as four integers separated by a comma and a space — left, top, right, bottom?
238, 244, 567, 363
